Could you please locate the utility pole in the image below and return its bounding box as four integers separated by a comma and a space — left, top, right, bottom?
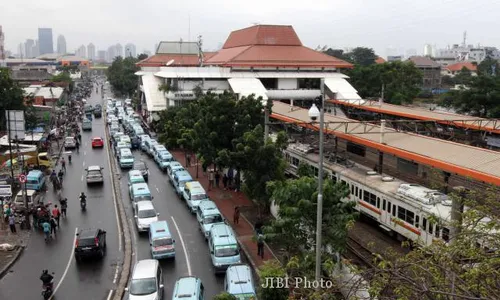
315, 78, 325, 286
264, 99, 270, 142
7, 111, 14, 180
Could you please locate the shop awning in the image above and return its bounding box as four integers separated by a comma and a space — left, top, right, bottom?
228, 78, 268, 100
324, 77, 361, 100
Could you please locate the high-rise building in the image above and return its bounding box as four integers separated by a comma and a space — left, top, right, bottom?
76, 45, 86, 58
115, 43, 123, 57
33, 40, 40, 57
423, 44, 433, 57
87, 43, 96, 60
125, 43, 136, 58
0, 25, 5, 63
18, 43, 24, 58
38, 28, 54, 55
57, 35, 67, 54
25, 39, 35, 58
97, 50, 107, 62
107, 45, 116, 62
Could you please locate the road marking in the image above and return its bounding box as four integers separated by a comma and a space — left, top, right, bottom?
82, 161, 85, 167
107, 290, 114, 300
81, 175, 84, 182
50, 227, 78, 300
84, 151, 87, 156
113, 264, 119, 284
156, 187, 160, 193
171, 216, 192, 276
106, 127, 123, 252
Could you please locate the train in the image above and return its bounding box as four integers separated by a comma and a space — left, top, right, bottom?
276, 142, 458, 247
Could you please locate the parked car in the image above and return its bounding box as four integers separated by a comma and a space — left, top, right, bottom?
132, 160, 149, 181
82, 119, 92, 131
74, 228, 107, 262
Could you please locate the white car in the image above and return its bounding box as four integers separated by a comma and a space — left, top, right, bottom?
107, 115, 118, 125
64, 136, 77, 149
135, 201, 159, 232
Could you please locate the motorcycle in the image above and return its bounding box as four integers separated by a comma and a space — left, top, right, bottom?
80, 199, 86, 211
41, 280, 53, 299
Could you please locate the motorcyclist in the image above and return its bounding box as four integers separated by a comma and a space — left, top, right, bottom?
68, 154, 72, 164
40, 269, 53, 286
79, 192, 87, 208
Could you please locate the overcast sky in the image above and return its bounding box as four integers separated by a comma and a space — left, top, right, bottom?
1, 0, 499, 57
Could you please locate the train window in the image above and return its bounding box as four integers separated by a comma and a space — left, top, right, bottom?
422, 218, 427, 231
429, 222, 433, 234
415, 215, 420, 228
291, 157, 299, 167
351, 185, 354, 195
341, 180, 347, 186
388, 201, 391, 213
435, 225, 440, 238
355, 186, 358, 197
442, 228, 450, 242
363, 191, 377, 206
397, 207, 415, 225
376, 197, 380, 209
382, 199, 386, 211
313, 167, 319, 177
392, 205, 396, 217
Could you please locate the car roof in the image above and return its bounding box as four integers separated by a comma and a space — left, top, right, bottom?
28, 170, 43, 176
198, 200, 217, 210
92, 137, 103, 140
128, 170, 142, 177
169, 161, 182, 167
132, 259, 158, 279
173, 277, 201, 299
185, 181, 203, 190
211, 224, 236, 243
17, 189, 37, 196
226, 264, 255, 294
78, 228, 100, 239
150, 221, 170, 235
137, 201, 154, 210
175, 171, 192, 179
133, 183, 150, 191
88, 165, 102, 171
65, 136, 75, 140
120, 148, 132, 154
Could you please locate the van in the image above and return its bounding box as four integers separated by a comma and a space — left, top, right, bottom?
224, 264, 257, 300
149, 221, 176, 259
152, 144, 167, 157
183, 181, 209, 213
154, 151, 173, 171
172, 170, 193, 196
26, 170, 45, 191
208, 224, 241, 273
133, 126, 144, 137
172, 277, 204, 300
126, 259, 164, 300
119, 148, 134, 169
196, 200, 225, 238
127, 170, 145, 186
130, 183, 153, 212
144, 139, 159, 156
14, 189, 41, 211
167, 162, 184, 183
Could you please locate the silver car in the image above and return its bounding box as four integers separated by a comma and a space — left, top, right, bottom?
86, 165, 104, 184
64, 136, 77, 149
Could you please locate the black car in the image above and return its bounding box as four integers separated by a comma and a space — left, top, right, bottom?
133, 160, 149, 181
74, 228, 107, 262
93, 108, 102, 118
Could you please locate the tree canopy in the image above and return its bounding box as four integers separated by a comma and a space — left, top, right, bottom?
324, 47, 378, 66
106, 56, 140, 97
137, 53, 149, 61
0, 68, 26, 131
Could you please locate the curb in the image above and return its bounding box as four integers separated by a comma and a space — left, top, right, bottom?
104, 113, 132, 300
236, 236, 261, 279
0, 246, 24, 280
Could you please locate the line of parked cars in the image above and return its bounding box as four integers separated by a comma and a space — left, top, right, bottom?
106, 98, 256, 300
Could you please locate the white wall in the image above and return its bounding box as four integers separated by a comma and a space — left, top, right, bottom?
277, 78, 297, 89
178, 80, 230, 90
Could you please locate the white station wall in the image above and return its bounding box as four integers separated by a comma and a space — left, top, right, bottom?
277, 78, 298, 89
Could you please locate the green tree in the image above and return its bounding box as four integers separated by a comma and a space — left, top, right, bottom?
212, 292, 237, 300
137, 53, 148, 60
454, 66, 474, 85
265, 175, 357, 258
477, 57, 500, 76
344, 47, 378, 66
368, 188, 500, 299
258, 260, 289, 300
323, 48, 349, 61
0, 68, 25, 131
106, 56, 140, 97
441, 74, 500, 117
50, 71, 72, 84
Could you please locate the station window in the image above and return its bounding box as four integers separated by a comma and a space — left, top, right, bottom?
351, 185, 355, 195
355, 186, 358, 197
291, 157, 299, 167
346, 142, 366, 157
435, 225, 440, 238
376, 197, 380, 209
429, 222, 434, 234
388, 201, 391, 213
331, 174, 337, 183
363, 190, 377, 206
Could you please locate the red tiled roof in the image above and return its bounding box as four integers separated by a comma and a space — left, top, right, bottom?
446, 62, 477, 72
206, 25, 353, 69
375, 57, 386, 64
137, 52, 216, 67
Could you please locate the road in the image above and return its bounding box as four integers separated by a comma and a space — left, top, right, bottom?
116, 125, 225, 298
0, 83, 121, 300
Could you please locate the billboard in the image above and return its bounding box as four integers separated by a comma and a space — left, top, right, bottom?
5, 110, 25, 140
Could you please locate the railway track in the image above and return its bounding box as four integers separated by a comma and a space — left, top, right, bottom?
345, 237, 376, 268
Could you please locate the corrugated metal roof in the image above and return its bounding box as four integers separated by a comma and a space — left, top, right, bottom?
271, 101, 500, 185
156, 41, 199, 55
228, 78, 268, 100
324, 77, 361, 100
142, 75, 167, 112
23, 86, 64, 99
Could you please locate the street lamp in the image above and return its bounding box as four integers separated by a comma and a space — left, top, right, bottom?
310, 79, 325, 286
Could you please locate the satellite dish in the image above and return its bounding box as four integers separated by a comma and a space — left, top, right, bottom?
166, 59, 175, 66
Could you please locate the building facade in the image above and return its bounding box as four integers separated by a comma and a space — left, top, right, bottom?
57, 35, 67, 54
115, 43, 123, 58
97, 50, 107, 62
25, 39, 35, 58
38, 28, 54, 55
408, 56, 442, 90
87, 43, 96, 61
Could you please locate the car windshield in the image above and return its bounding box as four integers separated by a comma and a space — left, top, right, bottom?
215, 245, 239, 257
153, 238, 173, 247
204, 215, 223, 224
138, 209, 157, 218
78, 237, 96, 247
122, 155, 134, 159
129, 278, 157, 296
191, 194, 206, 200
160, 155, 171, 162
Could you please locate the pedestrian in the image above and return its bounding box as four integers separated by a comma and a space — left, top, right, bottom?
186, 153, 191, 167
233, 206, 240, 225
255, 218, 263, 235
208, 170, 215, 191
215, 171, 221, 188
42, 220, 51, 241
77, 133, 82, 142
50, 216, 57, 236
257, 232, 265, 259
52, 205, 61, 227
4, 204, 11, 223
235, 174, 241, 192
222, 173, 228, 190
61, 158, 66, 172
8, 214, 16, 233
60, 198, 68, 218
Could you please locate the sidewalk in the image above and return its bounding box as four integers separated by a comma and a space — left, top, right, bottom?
0, 224, 30, 279
170, 150, 278, 273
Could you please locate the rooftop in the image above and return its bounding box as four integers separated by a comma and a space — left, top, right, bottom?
205, 25, 353, 68
446, 62, 478, 72
24, 85, 64, 99
408, 56, 441, 68
271, 101, 500, 186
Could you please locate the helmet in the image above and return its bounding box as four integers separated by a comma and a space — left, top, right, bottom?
42, 269, 48, 274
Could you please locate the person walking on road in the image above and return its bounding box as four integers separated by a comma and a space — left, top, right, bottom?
42, 221, 51, 241
60, 198, 67, 218
257, 232, 265, 259
61, 158, 66, 172
8, 214, 16, 233
52, 205, 61, 227
208, 170, 215, 191
233, 206, 240, 225
49, 216, 57, 236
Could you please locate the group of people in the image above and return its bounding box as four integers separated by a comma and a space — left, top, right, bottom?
207, 168, 241, 192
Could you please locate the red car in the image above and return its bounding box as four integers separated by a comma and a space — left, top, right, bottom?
92, 137, 104, 148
